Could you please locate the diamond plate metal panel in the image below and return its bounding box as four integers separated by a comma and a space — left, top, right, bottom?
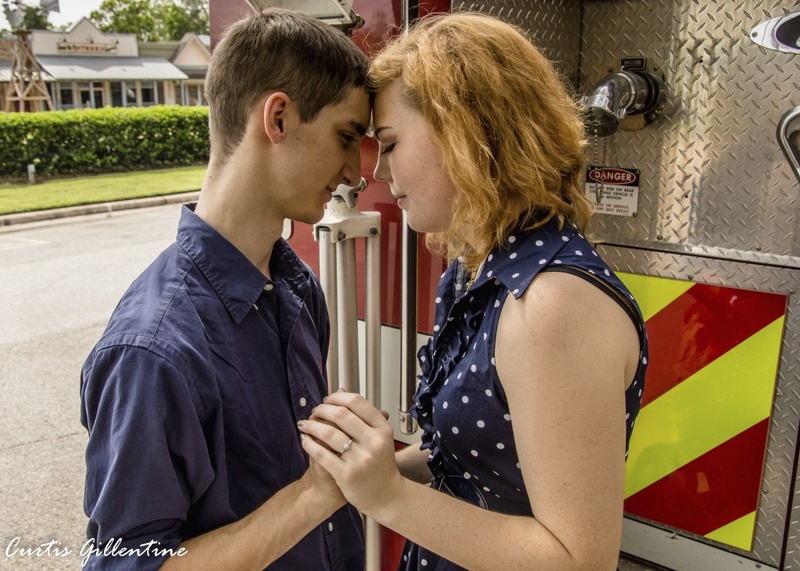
581, 0, 800, 259
451, 0, 582, 85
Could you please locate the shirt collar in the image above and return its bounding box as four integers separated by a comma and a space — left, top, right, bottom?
468, 219, 577, 299
176, 204, 308, 325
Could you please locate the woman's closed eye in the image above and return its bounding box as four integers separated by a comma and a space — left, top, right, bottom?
380, 143, 396, 155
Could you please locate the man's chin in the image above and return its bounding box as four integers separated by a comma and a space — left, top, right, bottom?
292, 210, 326, 227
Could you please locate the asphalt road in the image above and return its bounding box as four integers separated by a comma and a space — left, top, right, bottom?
0, 204, 185, 570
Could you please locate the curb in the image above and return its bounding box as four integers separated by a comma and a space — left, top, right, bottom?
0, 191, 201, 227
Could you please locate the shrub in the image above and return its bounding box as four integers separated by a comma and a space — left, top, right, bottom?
0, 106, 209, 177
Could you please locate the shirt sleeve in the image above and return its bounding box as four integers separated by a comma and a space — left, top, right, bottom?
80, 342, 213, 570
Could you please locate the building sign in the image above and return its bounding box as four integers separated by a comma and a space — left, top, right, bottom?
584, 166, 640, 217
57, 42, 117, 55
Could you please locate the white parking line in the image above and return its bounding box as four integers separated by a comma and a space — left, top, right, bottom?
0, 236, 48, 251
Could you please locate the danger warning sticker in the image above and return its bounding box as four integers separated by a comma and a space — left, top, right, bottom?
584, 166, 640, 217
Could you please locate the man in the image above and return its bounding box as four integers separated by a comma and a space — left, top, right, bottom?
80, 8, 372, 570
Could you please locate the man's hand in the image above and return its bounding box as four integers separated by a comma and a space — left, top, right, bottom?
302, 454, 346, 511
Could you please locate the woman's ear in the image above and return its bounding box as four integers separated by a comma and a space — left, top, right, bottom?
263, 92, 291, 143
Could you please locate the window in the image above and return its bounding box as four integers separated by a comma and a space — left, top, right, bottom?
110, 82, 122, 107
126, 82, 139, 106
93, 86, 104, 108
141, 82, 156, 106
59, 84, 74, 107
187, 84, 203, 106
76, 82, 89, 108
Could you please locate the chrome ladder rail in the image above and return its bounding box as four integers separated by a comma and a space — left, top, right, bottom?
313, 178, 383, 570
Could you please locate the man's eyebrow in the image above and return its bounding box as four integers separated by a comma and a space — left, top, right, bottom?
347, 120, 368, 136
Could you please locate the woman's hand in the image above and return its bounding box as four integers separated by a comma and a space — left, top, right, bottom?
298, 392, 403, 518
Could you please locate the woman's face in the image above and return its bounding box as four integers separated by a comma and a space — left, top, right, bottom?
372, 81, 458, 234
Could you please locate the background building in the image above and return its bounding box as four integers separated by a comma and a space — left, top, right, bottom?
0, 18, 209, 111
138, 32, 210, 107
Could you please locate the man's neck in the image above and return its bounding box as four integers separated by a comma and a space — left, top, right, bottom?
194, 159, 283, 279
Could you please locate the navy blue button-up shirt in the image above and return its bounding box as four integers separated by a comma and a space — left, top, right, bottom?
80, 205, 364, 570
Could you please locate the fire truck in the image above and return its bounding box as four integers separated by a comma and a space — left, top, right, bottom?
207, 0, 800, 569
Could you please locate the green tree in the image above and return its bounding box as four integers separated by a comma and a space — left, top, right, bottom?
89, 0, 208, 42
21, 4, 52, 29
157, 0, 208, 40
90, 0, 159, 40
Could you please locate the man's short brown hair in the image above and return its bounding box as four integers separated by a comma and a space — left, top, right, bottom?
205, 8, 372, 164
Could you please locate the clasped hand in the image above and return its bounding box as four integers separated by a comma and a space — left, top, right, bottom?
298, 391, 402, 518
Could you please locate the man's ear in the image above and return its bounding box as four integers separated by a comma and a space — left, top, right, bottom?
263, 92, 291, 143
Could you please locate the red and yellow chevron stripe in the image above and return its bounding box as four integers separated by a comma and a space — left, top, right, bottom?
618, 273, 787, 551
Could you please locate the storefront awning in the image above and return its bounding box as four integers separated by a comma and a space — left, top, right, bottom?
37, 56, 188, 81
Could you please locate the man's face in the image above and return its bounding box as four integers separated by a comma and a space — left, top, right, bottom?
277, 87, 371, 225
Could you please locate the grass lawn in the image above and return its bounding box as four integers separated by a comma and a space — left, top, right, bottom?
0, 165, 207, 215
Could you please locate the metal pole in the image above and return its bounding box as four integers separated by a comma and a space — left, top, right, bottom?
318, 229, 338, 393
336, 239, 359, 392
399, 211, 418, 434
364, 230, 381, 571
397, 0, 418, 437
365, 231, 381, 410
401, 0, 408, 34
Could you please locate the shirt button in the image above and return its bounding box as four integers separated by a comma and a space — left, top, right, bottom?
328, 522, 334, 532
299, 397, 307, 407
264, 284, 274, 291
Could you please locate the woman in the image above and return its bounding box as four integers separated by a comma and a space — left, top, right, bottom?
299, 12, 648, 571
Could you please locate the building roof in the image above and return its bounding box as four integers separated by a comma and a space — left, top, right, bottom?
178, 65, 207, 80
37, 55, 188, 81
138, 33, 210, 65
137, 41, 181, 59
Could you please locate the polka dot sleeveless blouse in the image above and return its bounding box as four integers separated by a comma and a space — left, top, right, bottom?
399, 219, 648, 570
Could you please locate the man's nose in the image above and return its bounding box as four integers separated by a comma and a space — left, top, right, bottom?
341, 151, 362, 186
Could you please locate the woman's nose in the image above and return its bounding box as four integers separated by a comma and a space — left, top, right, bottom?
373, 154, 389, 182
